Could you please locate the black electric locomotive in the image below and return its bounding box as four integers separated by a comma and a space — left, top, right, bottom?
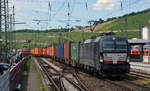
79, 36, 130, 77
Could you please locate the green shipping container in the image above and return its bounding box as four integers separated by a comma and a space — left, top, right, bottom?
71, 42, 80, 61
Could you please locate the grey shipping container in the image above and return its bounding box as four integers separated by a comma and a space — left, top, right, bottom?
71, 43, 80, 62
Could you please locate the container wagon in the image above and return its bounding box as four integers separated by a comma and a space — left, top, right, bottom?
34, 48, 43, 56
71, 42, 80, 67
21, 47, 31, 57
47, 47, 50, 57
38, 48, 43, 56
50, 46, 56, 60
43, 48, 47, 56
34, 48, 39, 56
56, 44, 64, 62
64, 42, 71, 64
50, 46, 57, 57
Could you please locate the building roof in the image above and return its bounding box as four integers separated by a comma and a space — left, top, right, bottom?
128, 39, 150, 45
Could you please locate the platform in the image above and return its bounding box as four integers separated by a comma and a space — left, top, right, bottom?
130, 62, 150, 73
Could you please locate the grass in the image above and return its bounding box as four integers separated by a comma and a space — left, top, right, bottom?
97, 9, 150, 31
14, 32, 100, 48
125, 74, 150, 85
115, 31, 140, 39
14, 31, 140, 49
20, 60, 31, 91
20, 59, 46, 91
32, 59, 46, 91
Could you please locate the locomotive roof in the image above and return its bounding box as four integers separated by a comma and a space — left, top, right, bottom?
83, 36, 127, 44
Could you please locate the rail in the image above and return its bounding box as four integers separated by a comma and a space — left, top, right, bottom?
130, 70, 150, 79
38, 58, 90, 91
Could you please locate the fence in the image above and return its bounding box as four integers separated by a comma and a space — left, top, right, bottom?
10, 58, 26, 91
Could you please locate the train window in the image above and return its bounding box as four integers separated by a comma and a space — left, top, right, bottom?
103, 40, 115, 50
143, 45, 150, 49
116, 41, 127, 50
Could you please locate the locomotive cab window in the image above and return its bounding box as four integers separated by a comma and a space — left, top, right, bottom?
116, 40, 127, 50
102, 40, 115, 50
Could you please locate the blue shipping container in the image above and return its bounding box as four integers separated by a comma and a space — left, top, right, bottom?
60, 44, 64, 58
56, 45, 60, 57
56, 44, 64, 58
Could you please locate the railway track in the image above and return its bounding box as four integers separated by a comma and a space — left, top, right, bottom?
130, 70, 150, 79
103, 70, 150, 90
61, 66, 90, 91
36, 57, 150, 91
106, 79, 150, 91
38, 59, 62, 91
37, 57, 89, 91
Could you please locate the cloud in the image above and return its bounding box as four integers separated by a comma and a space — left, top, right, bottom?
146, 0, 150, 2
10, 0, 51, 13
92, 0, 119, 10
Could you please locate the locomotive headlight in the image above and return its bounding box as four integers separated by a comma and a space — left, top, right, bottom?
100, 58, 104, 62
100, 59, 103, 62
127, 56, 130, 63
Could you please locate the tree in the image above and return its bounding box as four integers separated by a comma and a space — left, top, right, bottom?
93, 18, 104, 26
99, 18, 104, 24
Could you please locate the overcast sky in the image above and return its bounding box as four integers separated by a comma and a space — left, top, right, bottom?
9, 0, 150, 30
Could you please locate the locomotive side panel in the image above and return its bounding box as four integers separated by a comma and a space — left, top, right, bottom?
79, 43, 98, 68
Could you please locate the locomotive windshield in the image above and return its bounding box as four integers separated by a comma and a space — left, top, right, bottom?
116, 40, 127, 50
103, 40, 115, 50
102, 39, 128, 52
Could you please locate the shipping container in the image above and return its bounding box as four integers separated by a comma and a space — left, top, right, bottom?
56, 45, 59, 57
21, 48, 31, 56
39, 48, 43, 55
50, 46, 56, 56
47, 47, 50, 56
56, 44, 64, 58
64, 42, 71, 59
43, 48, 47, 56
31, 50, 34, 55
34, 48, 39, 55
71, 42, 80, 61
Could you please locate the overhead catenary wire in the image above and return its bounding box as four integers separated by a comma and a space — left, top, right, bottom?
52, 0, 68, 18
99, 0, 144, 21
93, 0, 144, 32
11, 0, 150, 31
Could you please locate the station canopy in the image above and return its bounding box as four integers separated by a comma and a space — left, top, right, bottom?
128, 39, 150, 45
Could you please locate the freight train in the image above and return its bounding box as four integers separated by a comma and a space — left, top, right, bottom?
32, 36, 130, 77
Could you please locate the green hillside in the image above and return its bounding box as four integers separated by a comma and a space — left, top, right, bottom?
14, 31, 140, 49
14, 32, 100, 48
12, 9, 150, 48
98, 9, 150, 31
